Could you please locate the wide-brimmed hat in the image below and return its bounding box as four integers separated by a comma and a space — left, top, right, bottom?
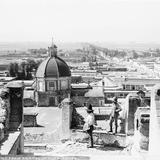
137, 90, 145, 95
112, 97, 118, 103
85, 104, 93, 112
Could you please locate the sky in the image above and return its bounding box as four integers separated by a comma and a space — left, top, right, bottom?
0, 0, 160, 43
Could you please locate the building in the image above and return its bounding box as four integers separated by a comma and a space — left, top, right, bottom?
71, 69, 99, 83
35, 42, 71, 107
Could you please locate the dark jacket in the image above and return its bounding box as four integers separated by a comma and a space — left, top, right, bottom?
110, 102, 122, 118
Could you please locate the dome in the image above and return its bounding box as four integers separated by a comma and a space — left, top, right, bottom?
36, 56, 71, 78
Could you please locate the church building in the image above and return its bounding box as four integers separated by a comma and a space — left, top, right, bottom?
35, 42, 71, 107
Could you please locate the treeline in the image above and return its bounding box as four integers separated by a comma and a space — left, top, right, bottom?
8, 59, 42, 80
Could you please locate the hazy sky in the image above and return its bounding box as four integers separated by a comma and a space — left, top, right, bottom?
0, 0, 160, 43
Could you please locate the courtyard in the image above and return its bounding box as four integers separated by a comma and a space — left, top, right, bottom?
23, 107, 148, 159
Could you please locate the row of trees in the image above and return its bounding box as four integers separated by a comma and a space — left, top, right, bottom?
8, 59, 42, 80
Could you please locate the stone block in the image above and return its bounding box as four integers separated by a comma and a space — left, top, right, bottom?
73, 130, 127, 148
24, 114, 38, 127
93, 131, 127, 147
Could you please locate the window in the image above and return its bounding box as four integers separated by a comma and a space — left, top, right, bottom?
49, 82, 54, 88
126, 85, 130, 90
131, 85, 135, 90
47, 81, 55, 91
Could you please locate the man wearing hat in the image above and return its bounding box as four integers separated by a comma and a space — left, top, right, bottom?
109, 97, 122, 134
137, 90, 147, 107
83, 104, 95, 148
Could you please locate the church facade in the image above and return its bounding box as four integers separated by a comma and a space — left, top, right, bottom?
35, 43, 71, 107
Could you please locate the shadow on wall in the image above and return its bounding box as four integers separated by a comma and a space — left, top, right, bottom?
71, 107, 85, 129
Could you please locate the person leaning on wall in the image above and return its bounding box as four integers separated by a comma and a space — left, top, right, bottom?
83, 104, 95, 148
136, 90, 148, 107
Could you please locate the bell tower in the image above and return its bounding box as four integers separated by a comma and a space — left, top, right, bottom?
48, 38, 57, 57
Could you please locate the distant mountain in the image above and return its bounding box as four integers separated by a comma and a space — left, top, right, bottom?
0, 41, 160, 51
93, 42, 160, 50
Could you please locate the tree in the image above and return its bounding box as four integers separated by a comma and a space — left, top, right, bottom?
132, 50, 139, 59
71, 76, 83, 83
81, 56, 87, 62
25, 64, 32, 80
20, 61, 26, 79
9, 63, 16, 77
26, 59, 37, 70
8, 59, 42, 80
8, 62, 19, 77
14, 63, 19, 77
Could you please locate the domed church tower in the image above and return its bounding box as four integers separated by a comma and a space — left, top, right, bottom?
35, 41, 71, 107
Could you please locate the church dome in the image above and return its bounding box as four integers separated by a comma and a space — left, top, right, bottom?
36, 43, 71, 78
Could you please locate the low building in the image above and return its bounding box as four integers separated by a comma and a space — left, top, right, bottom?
71, 83, 92, 107
84, 86, 104, 107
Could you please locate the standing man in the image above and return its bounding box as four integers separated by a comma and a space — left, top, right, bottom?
137, 90, 147, 107
83, 104, 95, 148
109, 97, 122, 134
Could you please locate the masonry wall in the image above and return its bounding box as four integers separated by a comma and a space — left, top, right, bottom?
139, 121, 149, 150
127, 97, 150, 135
71, 96, 86, 107
72, 96, 104, 107
38, 91, 70, 107
0, 94, 10, 141
24, 115, 37, 127
128, 98, 138, 135
85, 97, 104, 107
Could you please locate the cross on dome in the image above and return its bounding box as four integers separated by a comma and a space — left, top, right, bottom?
48, 37, 57, 57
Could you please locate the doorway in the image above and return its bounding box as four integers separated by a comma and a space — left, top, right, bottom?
49, 97, 55, 106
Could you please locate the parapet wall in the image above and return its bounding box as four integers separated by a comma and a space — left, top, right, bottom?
0, 88, 10, 141
0, 81, 24, 155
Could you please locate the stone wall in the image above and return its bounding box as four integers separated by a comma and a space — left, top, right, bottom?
0, 83, 24, 155
139, 121, 149, 150
72, 96, 104, 107
134, 107, 150, 150
127, 96, 150, 135
0, 88, 10, 141
38, 92, 50, 106
71, 106, 85, 129
24, 114, 38, 127
38, 90, 70, 107
128, 98, 138, 135
71, 96, 86, 107
60, 98, 73, 139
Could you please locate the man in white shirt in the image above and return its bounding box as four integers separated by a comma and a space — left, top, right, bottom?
83, 104, 95, 148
